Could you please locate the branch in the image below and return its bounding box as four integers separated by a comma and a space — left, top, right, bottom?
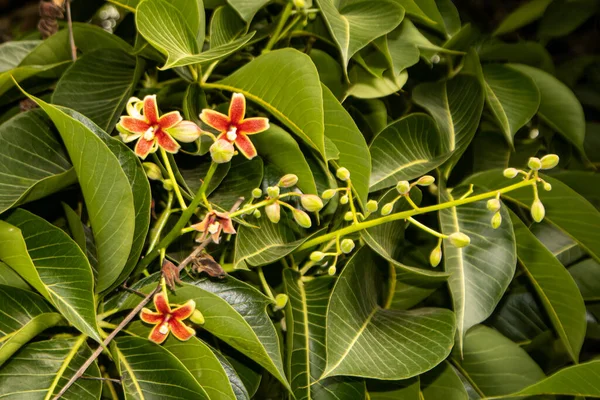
65, 0, 76, 60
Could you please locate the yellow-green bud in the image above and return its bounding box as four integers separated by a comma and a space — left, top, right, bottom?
381, 203, 394, 215
396, 180, 410, 195
543, 182, 552, 191
253, 209, 261, 218
274, 293, 288, 311
252, 188, 263, 198
528, 157, 542, 171
265, 202, 281, 223
343, 211, 353, 221
267, 186, 280, 198
293, 208, 312, 228
322, 189, 336, 200
491, 212, 502, 229
301, 194, 324, 212
340, 194, 349, 204
190, 309, 205, 325
487, 198, 501, 212
341, 238, 355, 254
531, 199, 545, 223
293, 0, 306, 8
503, 168, 519, 179
336, 167, 350, 181
162, 179, 174, 191
540, 154, 559, 170
366, 200, 378, 212
448, 232, 471, 248
328, 265, 336, 276
429, 246, 442, 267
310, 251, 325, 262
143, 162, 163, 180
416, 175, 435, 186
278, 174, 299, 188
210, 139, 235, 163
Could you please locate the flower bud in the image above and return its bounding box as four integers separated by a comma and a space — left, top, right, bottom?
429, 246, 442, 267
265, 202, 281, 223
293, 208, 312, 228
344, 211, 353, 221
278, 174, 299, 188
210, 139, 235, 163
310, 251, 325, 262
396, 180, 410, 195
416, 175, 435, 186
340, 194, 349, 204
381, 202, 394, 215
336, 167, 350, 181
253, 209, 261, 218
163, 179, 174, 191
531, 199, 545, 223
166, 121, 202, 143
543, 182, 552, 191
503, 168, 519, 179
322, 189, 336, 200
274, 293, 288, 311
267, 186, 280, 198
448, 232, 471, 248
341, 239, 355, 254
301, 194, 324, 212
540, 154, 559, 170
366, 200, 378, 212
491, 212, 502, 229
487, 198, 501, 212
190, 309, 205, 325
328, 265, 336, 276
252, 188, 262, 198
528, 157, 542, 171
293, 0, 306, 8
143, 162, 163, 181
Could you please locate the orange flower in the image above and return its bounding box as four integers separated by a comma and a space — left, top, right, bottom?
139, 291, 196, 344
190, 210, 236, 244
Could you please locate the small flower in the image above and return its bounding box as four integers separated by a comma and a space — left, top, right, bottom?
200, 93, 269, 159
267, 186, 280, 198
265, 202, 281, 223
139, 291, 196, 344
191, 210, 236, 244
118, 95, 202, 159
210, 139, 235, 163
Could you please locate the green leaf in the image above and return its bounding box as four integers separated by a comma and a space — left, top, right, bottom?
392, 19, 462, 60
0, 40, 42, 72
488, 289, 549, 343
0, 337, 102, 399
114, 336, 211, 399
421, 362, 468, 400
227, 0, 270, 22
492, 0, 553, 36
373, 27, 420, 78
538, 0, 599, 38
212, 349, 255, 400
510, 211, 586, 363
210, 5, 246, 48
52, 49, 144, 132
0, 285, 63, 366
62, 203, 87, 255
253, 124, 318, 195
323, 247, 455, 380
553, 170, 600, 210
316, 0, 404, 71
212, 48, 326, 156
209, 157, 263, 210
367, 378, 419, 399
283, 270, 366, 400
569, 258, 600, 302
322, 84, 371, 207
369, 114, 449, 192
310, 49, 346, 100
0, 209, 101, 343
0, 110, 76, 214
482, 64, 540, 144
479, 39, 554, 74
23, 93, 136, 293
390, 0, 439, 29
509, 64, 586, 152
0, 262, 31, 291
438, 188, 516, 353
452, 325, 546, 397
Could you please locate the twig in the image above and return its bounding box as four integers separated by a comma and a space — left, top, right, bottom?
121, 284, 146, 298
65, 0, 76, 60
80, 376, 122, 384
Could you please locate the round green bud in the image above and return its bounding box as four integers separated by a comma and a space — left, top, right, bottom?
448, 232, 471, 248
396, 180, 411, 195
267, 186, 280, 198
310, 251, 325, 262
540, 154, 559, 170
278, 174, 299, 188
343, 211, 353, 221
366, 200, 378, 212
503, 168, 519, 179
341, 238, 355, 254
265, 202, 281, 223
531, 199, 545, 223
293, 0, 306, 8
429, 246, 442, 267
381, 202, 394, 215
529, 128, 540, 139
487, 198, 501, 213
491, 212, 502, 229
162, 179, 174, 191
336, 167, 350, 181
328, 265, 337, 276
416, 175, 435, 186
322, 189, 336, 200
543, 182, 552, 191
293, 208, 312, 228
528, 157, 542, 171
189, 309, 205, 325
210, 139, 235, 164
252, 188, 263, 198
274, 293, 288, 311
143, 162, 163, 181
301, 194, 324, 212
340, 194, 349, 205
253, 209, 262, 218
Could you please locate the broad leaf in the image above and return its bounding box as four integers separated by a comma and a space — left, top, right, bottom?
421, 362, 468, 400
438, 188, 516, 353
492, 0, 553, 36
228, 0, 270, 22
537, 0, 599, 38
0, 285, 62, 366
391, 0, 438, 26
209, 157, 263, 210
0, 262, 31, 291
478, 39, 554, 74
0, 40, 41, 72
210, 5, 246, 48
323, 247, 455, 380
0, 209, 101, 343
367, 378, 419, 399
373, 27, 420, 78
569, 258, 600, 302
0, 110, 76, 214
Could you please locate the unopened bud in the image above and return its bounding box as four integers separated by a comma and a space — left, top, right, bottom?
340, 194, 349, 204
381, 203, 394, 215
267, 186, 280, 198
528, 157, 542, 171
503, 168, 519, 179
310, 251, 325, 262
328, 265, 336, 276
344, 211, 353, 221
274, 293, 288, 311
429, 246, 442, 267
336, 167, 350, 181
366, 200, 378, 212
278, 174, 298, 188
293, 208, 312, 228
396, 180, 410, 195
301, 194, 324, 212
540, 154, 559, 170
531, 199, 545, 223
265, 202, 281, 223
190, 309, 205, 325
491, 212, 502, 229
252, 188, 262, 198
322, 189, 336, 200
341, 239, 355, 254
293, 0, 306, 8
416, 175, 435, 186
163, 179, 174, 191
448, 232, 471, 248
487, 198, 501, 212
543, 182, 552, 191
143, 162, 163, 180
210, 139, 235, 163
253, 209, 261, 218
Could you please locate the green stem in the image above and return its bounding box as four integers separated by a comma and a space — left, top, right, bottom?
160, 148, 187, 210
405, 194, 420, 210
408, 216, 447, 239
298, 178, 536, 251
277, 14, 302, 41
263, 2, 294, 52
257, 266, 275, 301
299, 239, 335, 275
201, 61, 219, 84
346, 180, 359, 224
147, 191, 174, 254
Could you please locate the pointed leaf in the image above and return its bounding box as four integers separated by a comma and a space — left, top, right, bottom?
367, 378, 419, 399
421, 362, 468, 400
210, 5, 246, 48
492, 0, 553, 36
227, 0, 270, 22
569, 258, 600, 302
0, 262, 31, 291
488, 289, 549, 343
209, 157, 263, 210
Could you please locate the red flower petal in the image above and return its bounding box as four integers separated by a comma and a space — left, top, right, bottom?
219, 217, 236, 235
158, 111, 183, 130
229, 93, 246, 125
140, 308, 164, 324
171, 300, 196, 320
238, 117, 269, 135
153, 292, 171, 315
120, 116, 150, 134
155, 131, 180, 153
135, 138, 156, 159
200, 109, 230, 132
169, 318, 195, 341
234, 133, 257, 159
148, 323, 169, 344
144, 95, 159, 124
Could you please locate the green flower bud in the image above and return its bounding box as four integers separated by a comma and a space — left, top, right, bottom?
336, 167, 350, 181
543, 182, 552, 191
143, 162, 163, 181
293, 208, 312, 228
210, 139, 235, 164
340, 194, 349, 204
487, 198, 501, 212
491, 212, 502, 229
343, 211, 353, 221
274, 293, 288, 311
540, 154, 559, 170
190, 309, 205, 325
503, 168, 519, 179
310, 251, 325, 262
328, 265, 336, 276
265, 202, 281, 223
448, 232, 471, 248
381, 203, 394, 215
322, 189, 336, 200
366, 200, 378, 212
416, 175, 435, 186
396, 180, 410, 195
341, 238, 355, 254
162, 179, 174, 191
278, 174, 299, 188
267, 186, 280, 198
252, 188, 262, 198
429, 246, 442, 267
528, 157, 542, 171
301, 194, 324, 212
253, 209, 261, 218
531, 199, 545, 223
293, 0, 306, 8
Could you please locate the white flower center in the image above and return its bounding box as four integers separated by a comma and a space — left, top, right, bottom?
144, 126, 156, 140
159, 323, 169, 334
208, 222, 220, 234
226, 126, 237, 141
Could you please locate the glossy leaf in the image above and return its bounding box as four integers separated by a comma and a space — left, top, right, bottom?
538, 0, 599, 38
479, 39, 554, 74
488, 289, 549, 343
0, 209, 101, 343
0, 262, 31, 291
367, 378, 419, 399
209, 157, 263, 210
0, 40, 41, 72
210, 5, 246, 48
492, 0, 553, 36
421, 362, 467, 400
228, 0, 270, 22
569, 258, 600, 302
